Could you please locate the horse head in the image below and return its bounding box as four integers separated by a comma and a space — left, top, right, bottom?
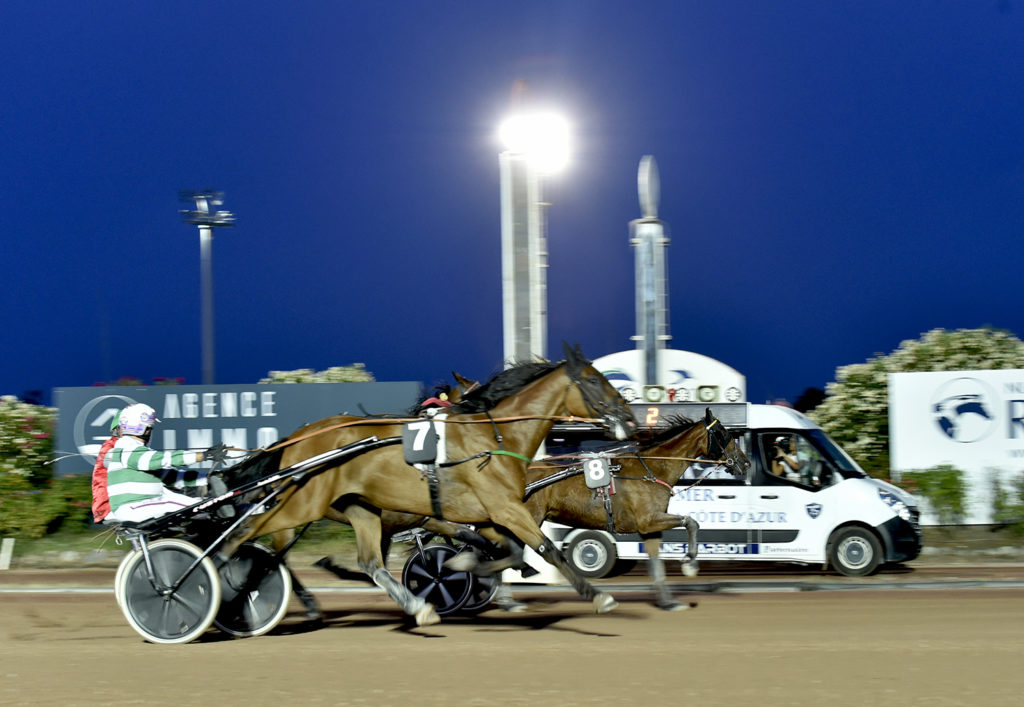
562, 342, 636, 441
637, 408, 750, 482
700, 407, 750, 477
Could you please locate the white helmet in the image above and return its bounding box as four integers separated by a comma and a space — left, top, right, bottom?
119, 403, 158, 436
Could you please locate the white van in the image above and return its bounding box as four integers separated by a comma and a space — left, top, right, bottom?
543, 402, 923, 577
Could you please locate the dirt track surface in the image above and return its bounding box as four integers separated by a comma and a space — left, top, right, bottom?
2, 585, 1022, 706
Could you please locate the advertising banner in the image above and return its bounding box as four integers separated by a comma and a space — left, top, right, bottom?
889, 370, 1024, 524
54, 382, 421, 476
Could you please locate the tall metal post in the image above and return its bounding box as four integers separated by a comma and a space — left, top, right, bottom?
629, 156, 671, 388
180, 190, 235, 385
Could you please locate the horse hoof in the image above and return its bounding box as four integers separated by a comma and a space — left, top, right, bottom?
681, 561, 699, 577
593, 593, 618, 614
497, 599, 529, 613
415, 605, 441, 627
657, 600, 690, 612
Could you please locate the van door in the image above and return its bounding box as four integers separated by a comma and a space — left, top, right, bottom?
747, 430, 838, 562
666, 432, 757, 559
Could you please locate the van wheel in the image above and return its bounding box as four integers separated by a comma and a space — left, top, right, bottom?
829, 527, 882, 576
565, 531, 617, 579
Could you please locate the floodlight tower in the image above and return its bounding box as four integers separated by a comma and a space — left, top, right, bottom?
498, 111, 570, 366
179, 190, 235, 385
629, 156, 671, 388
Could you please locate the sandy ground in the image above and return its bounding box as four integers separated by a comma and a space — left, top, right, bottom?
1, 586, 1022, 707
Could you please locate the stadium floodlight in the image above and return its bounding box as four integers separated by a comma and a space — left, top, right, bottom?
179, 190, 235, 385
498, 109, 571, 368
497, 111, 571, 175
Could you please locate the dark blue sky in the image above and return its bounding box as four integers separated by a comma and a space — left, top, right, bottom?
3, 1, 1023, 406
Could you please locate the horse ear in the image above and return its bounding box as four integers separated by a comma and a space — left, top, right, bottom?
562, 341, 574, 362
705, 407, 713, 424
571, 342, 589, 364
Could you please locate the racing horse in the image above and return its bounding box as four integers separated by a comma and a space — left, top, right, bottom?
287, 409, 749, 616
223, 344, 636, 625
510, 408, 750, 610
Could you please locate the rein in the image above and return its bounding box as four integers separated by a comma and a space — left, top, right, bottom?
228, 413, 603, 455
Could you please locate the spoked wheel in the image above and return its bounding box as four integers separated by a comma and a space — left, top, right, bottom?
213, 542, 292, 638
459, 572, 499, 615
401, 543, 474, 616
118, 538, 221, 644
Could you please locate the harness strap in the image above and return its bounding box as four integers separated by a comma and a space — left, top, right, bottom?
421, 464, 444, 518
489, 449, 533, 463
601, 487, 616, 533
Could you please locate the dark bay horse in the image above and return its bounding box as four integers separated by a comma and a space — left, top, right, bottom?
224, 344, 635, 625
314, 409, 749, 613
515, 408, 750, 609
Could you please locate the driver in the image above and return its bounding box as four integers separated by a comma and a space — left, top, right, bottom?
771, 435, 803, 481
101, 403, 229, 523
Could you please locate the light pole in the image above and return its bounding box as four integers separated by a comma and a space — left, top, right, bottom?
179, 190, 235, 385
498, 111, 570, 366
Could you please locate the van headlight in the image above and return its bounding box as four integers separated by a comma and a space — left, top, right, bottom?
878, 489, 912, 521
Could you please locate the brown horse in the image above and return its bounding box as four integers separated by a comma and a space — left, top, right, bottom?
224, 344, 635, 625
509, 408, 750, 610
310, 409, 749, 614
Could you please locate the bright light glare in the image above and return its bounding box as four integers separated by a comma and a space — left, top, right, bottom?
498, 112, 571, 174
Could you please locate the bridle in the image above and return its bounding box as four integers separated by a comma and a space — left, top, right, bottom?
564, 359, 635, 436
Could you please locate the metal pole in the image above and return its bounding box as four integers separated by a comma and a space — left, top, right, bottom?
179, 190, 233, 386
501, 151, 548, 365
199, 223, 215, 385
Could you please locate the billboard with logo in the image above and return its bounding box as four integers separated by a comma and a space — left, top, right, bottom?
592, 349, 746, 405
889, 370, 1024, 524
54, 382, 421, 476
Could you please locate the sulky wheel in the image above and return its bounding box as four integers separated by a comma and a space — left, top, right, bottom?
114, 549, 140, 609
401, 543, 474, 616
457, 572, 499, 615
118, 538, 221, 644
213, 542, 292, 638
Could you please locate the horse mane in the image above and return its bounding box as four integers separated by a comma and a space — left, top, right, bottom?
223, 445, 286, 489
636, 415, 699, 450
448, 359, 563, 414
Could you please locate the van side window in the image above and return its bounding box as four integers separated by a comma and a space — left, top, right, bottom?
758, 432, 833, 489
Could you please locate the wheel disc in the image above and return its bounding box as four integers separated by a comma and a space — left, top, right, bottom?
401, 544, 474, 616
213, 542, 292, 638
119, 539, 221, 644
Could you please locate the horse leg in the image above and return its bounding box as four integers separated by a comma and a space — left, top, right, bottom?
635, 511, 701, 577
487, 505, 617, 614
418, 521, 529, 612
269, 529, 324, 620
644, 535, 688, 611
678, 515, 700, 577
443, 528, 528, 577
345, 504, 440, 627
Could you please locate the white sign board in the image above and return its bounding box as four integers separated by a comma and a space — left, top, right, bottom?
889, 370, 1024, 524
593, 349, 745, 405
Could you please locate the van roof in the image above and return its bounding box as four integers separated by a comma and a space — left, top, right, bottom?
746, 404, 820, 431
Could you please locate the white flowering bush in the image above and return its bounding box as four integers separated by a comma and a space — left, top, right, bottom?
259, 363, 375, 384
810, 328, 1024, 478
0, 396, 89, 538
0, 395, 56, 487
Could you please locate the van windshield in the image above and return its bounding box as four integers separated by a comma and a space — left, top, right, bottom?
807, 429, 868, 479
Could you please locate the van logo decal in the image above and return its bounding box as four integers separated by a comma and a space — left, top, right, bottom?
805, 503, 822, 519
